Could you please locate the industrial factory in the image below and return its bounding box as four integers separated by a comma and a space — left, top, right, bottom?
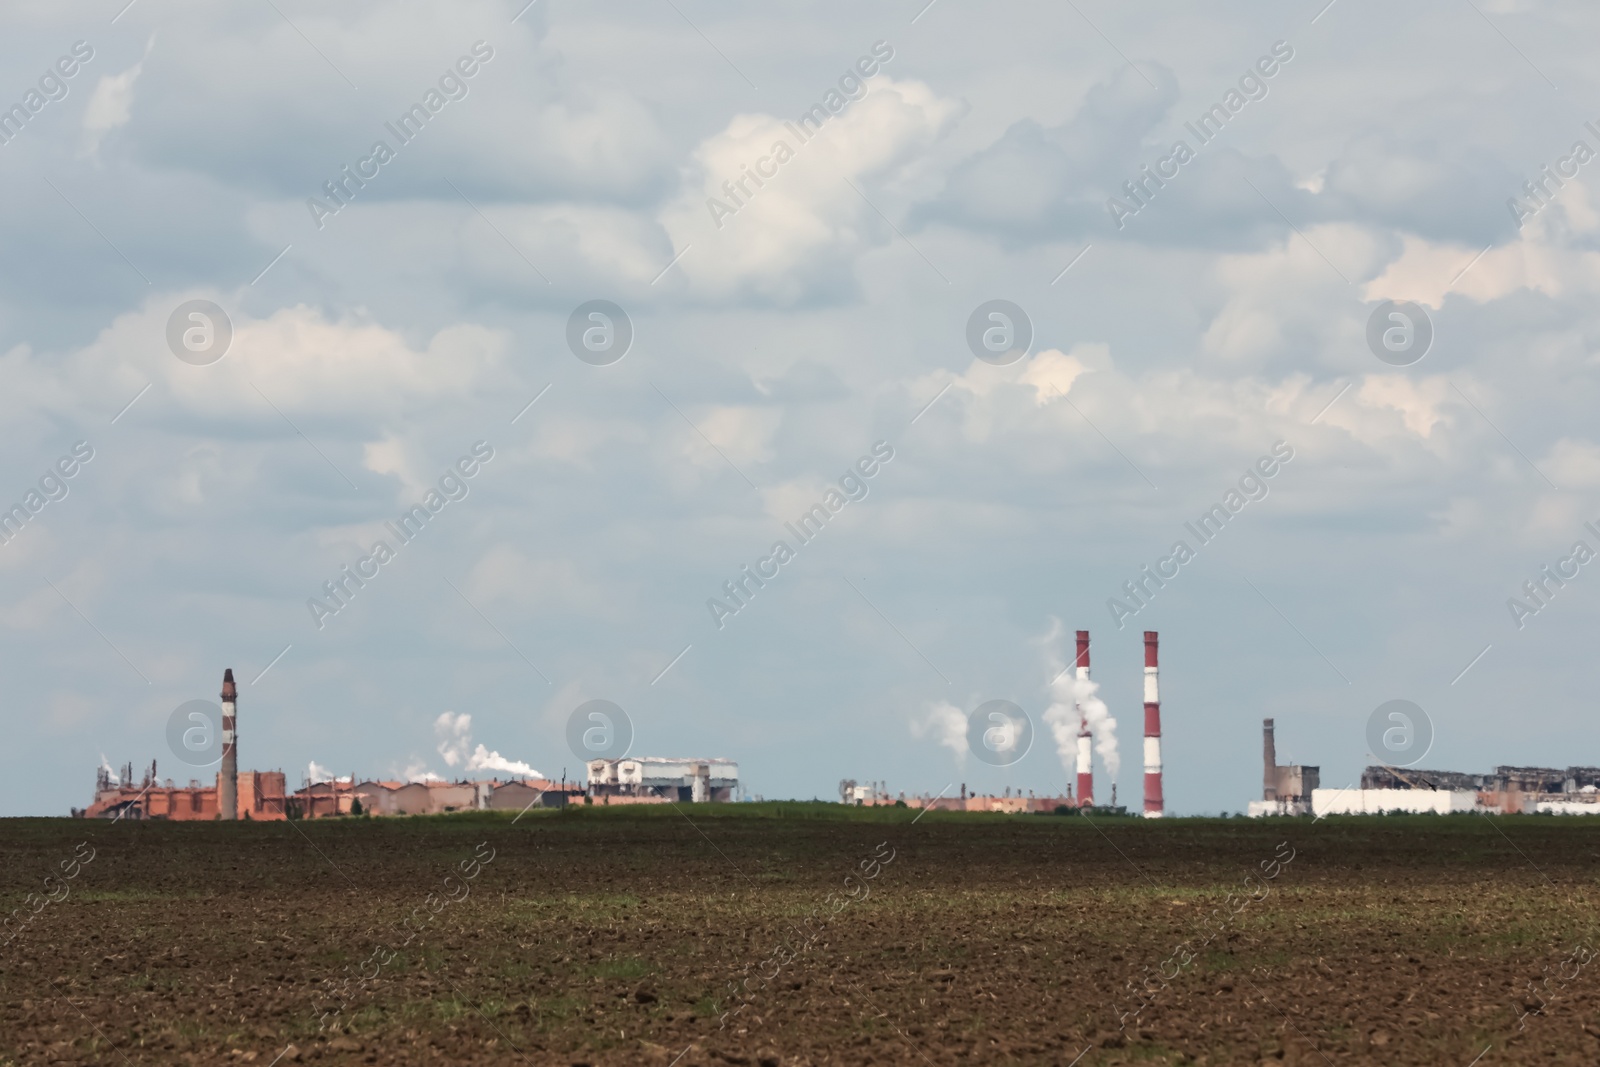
586, 757, 740, 803
83, 644, 1596, 822
846, 629, 1166, 817
1246, 718, 1320, 817
76, 668, 737, 819
1314, 764, 1600, 816
79, 670, 293, 821
1246, 715, 1600, 816
841, 781, 1087, 814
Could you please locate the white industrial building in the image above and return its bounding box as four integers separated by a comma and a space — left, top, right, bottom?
1311, 787, 1478, 816
1535, 794, 1600, 815
587, 757, 738, 802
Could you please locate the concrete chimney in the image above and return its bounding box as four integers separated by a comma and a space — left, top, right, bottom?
1143, 631, 1164, 817
219, 668, 238, 821
1262, 718, 1277, 802
1075, 630, 1093, 807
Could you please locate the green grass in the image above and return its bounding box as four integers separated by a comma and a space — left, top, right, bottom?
587, 956, 652, 980
67, 888, 188, 902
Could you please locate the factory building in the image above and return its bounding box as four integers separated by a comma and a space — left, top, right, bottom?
76, 666, 592, 819
587, 757, 739, 802
81, 669, 289, 821
286, 777, 577, 817
1240, 713, 1600, 816
840, 779, 889, 805
487, 779, 574, 812
1246, 719, 1320, 817
1313, 764, 1600, 815
883, 785, 1075, 813
84, 766, 580, 821
1312, 785, 1477, 816
80, 759, 288, 821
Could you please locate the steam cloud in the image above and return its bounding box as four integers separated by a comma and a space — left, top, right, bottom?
306, 761, 351, 785
1039, 618, 1119, 778
434, 711, 543, 779
402, 761, 444, 784
911, 700, 968, 764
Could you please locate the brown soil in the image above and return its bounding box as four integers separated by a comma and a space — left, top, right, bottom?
2, 808, 1598, 1065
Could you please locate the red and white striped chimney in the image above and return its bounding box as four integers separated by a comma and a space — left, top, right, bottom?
219, 668, 238, 821
1075, 630, 1093, 808
1143, 631, 1164, 817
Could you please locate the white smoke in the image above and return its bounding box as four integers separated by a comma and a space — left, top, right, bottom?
911, 700, 968, 764
1078, 676, 1119, 777
434, 711, 543, 780
306, 762, 351, 785
436, 711, 472, 767
1039, 618, 1119, 778
98, 755, 120, 786
403, 760, 444, 784
465, 747, 541, 779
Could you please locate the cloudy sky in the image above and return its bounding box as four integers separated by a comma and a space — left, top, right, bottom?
3, 0, 1597, 816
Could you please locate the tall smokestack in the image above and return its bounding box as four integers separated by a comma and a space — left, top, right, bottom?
1075, 630, 1093, 807
1263, 718, 1277, 802
1143, 631, 1164, 817
219, 668, 238, 821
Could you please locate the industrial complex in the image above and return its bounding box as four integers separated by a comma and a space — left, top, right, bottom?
1247, 716, 1600, 817
72, 646, 1600, 821
76, 669, 736, 820
1313, 764, 1600, 816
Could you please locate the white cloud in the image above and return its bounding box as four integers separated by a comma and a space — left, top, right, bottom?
1361, 222, 1600, 309
1540, 438, 1600, 488
1349, 375, 1455, 439
463, 545, 613, 621
12, 0, 1600, 822
80, 37, 153, 159
658, 77, 963, 301
28, 295, 506, 426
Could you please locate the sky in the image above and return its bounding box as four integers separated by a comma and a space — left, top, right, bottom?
2, 0, 1597, 816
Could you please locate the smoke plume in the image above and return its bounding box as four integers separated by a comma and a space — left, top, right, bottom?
306, 761, 351, 785
434, 711, 543, 779
1038, 618, 1119, 777
911, 700, 968, 764
403, 761, 444, 784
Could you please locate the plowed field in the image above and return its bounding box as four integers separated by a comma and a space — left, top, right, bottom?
2, 806, 1599, 1065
